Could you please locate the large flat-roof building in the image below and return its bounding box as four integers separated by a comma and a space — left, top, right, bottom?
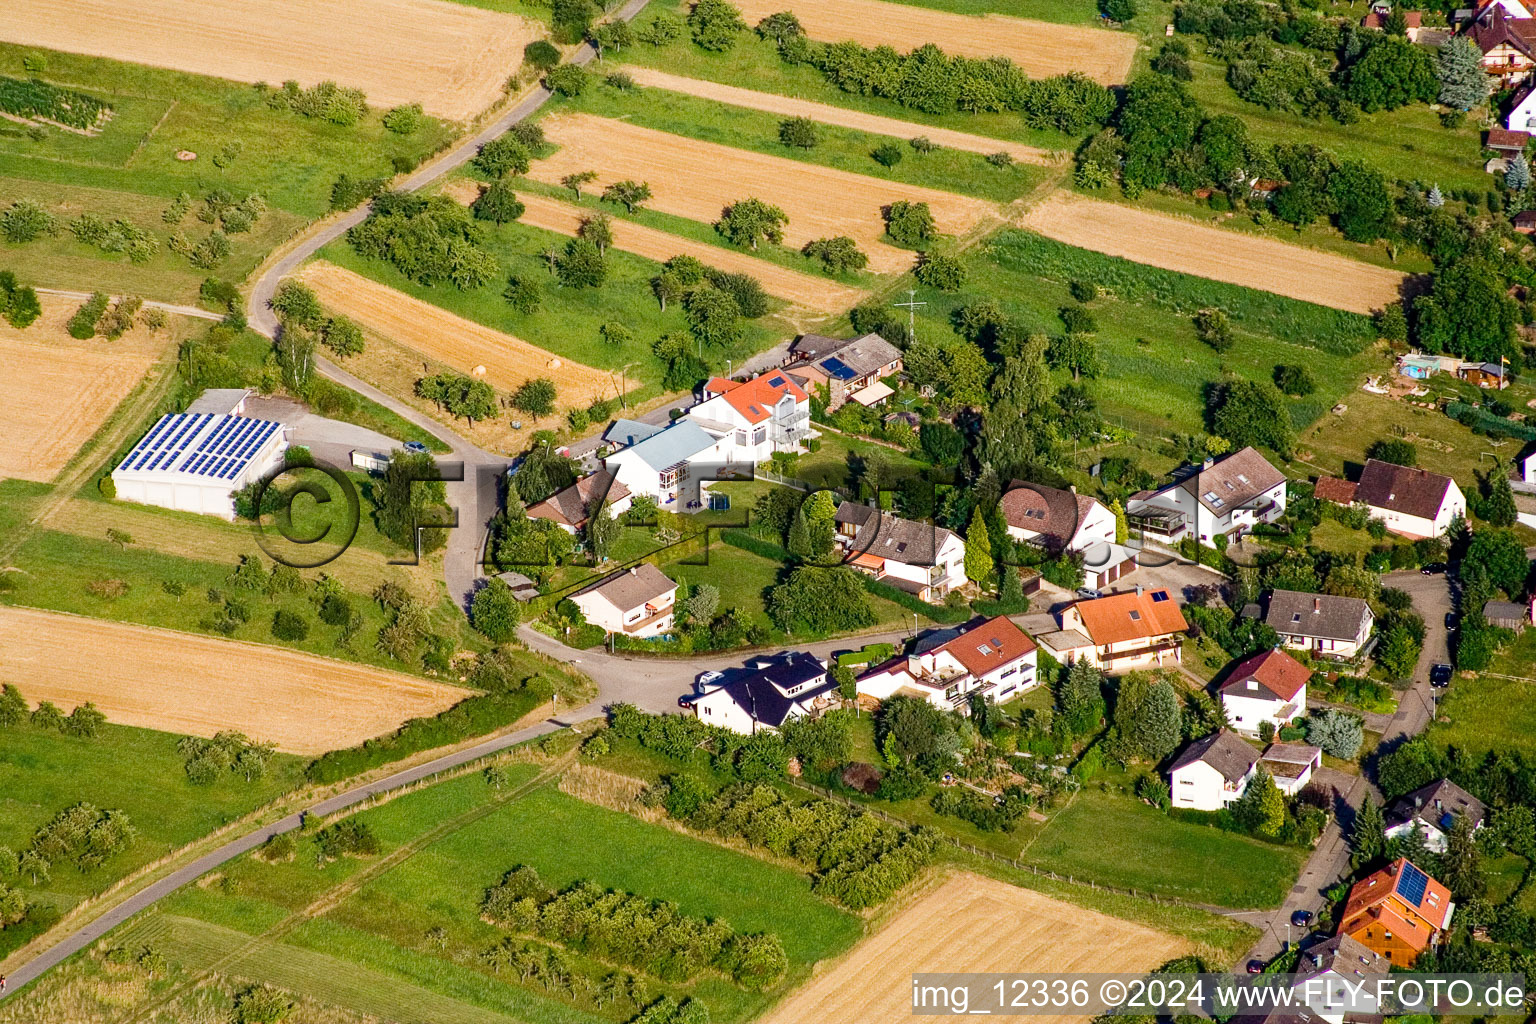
111, 410, 287, 520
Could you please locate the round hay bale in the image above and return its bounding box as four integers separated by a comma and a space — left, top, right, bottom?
175, 150, 198, 162
547, 357, 562, 369
471, 364, 486, 377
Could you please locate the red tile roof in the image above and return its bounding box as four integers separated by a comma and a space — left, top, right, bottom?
1313, 476, 1360, 504
935, 616, 1036, 678
1361, 10, 1421, 27
1488, 127, 1532, 149
1220, 648, 1311, 702
1072, 589, 1187, 645
1341, 858, 1453, 953
704, 371, 807, 424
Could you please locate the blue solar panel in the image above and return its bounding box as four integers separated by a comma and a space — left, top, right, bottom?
821, 357, 857, 381
1397, 862, 1429, 905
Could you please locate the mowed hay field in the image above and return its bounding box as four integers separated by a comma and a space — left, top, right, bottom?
0, 607, 466, 754
726, 0, 1138, 84
297, 261, 614, 407
1020, 193, 1407, 315
763, 872, 1189, 1024
531, 114, 996, 273
0, 297, 178, 484
618, 66, 1060, 165
442, 181, 869, 312
0, 0, 538, 121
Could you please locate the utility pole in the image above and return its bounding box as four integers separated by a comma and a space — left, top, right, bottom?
894, 289, 926, 345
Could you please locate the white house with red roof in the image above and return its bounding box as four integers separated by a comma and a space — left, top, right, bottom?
1219, 648, 1311, 736
685, 371, 812, 463
856, 616, 1038, 711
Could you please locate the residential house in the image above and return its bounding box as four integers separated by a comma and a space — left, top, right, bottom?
603, 418, 665, 451
685, 371, 811, 462
1339, 858, 1454, 965
601, 420, 731, 511
787, 332, 903, 410
1466, 6, 1536, 85
1484, 599, 1528, 629
1125, 447, 1287, 545
526, 471, 632, 534
1353, 459, 1466, 539
690, 651, 834, 734
1385, 779, 1487, 853
1312, 476, 1362, 506
1169, 729, 1259, 811
1260, 742, 1322, 797
1517, 209, 1536, 234
1361, 8, 1422, 37
1508, 86, 1536, 132
1043, 586, 1188, 673
1219, 648, 1312, 736
1288, 934, 1389, 1024
1263, 590, 1375, 659
833, 501, 967, 601
568, 563, 678, 638
856, 616, 1038, 710
1489, 126, 1533, 153
1001, 481, 1118, 554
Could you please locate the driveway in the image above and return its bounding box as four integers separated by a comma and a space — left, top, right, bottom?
1379, 569, 1453, 746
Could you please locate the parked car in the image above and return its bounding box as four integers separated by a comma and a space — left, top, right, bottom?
1445, 612, 1458, 631
1420, 563, 1447, 575
1246, 959, 1266, 974
693, 670, 723, 694
1430, 664, 1453, 688
1290, 910, 1314, 928
402, 440, 430, 455
1077, 586, 1103, 601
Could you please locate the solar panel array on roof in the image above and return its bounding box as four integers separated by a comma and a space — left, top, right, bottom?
820, 357, 857, 380
1397, 862, 1429, 905
115, 413, 281, 481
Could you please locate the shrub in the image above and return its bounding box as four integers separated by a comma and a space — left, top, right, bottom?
914, 252, 965, 290
883, 200, 934, 247
986, 150, 1014, 167
67, 292, 110, 339
523, 40, 561, 71
545, 64, 590, 97
382, 103, 424, 134
2, 199, 55, 243
871, 142, 903, 167
778, 115, 818, 149
271, 610, 310, 642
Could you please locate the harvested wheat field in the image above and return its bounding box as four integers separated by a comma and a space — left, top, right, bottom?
443, 182, 868, 312
0, 297, 178, 484
0, 0, 537, 121
727, 0, 1137, 84
0, 607, 466, 754
1020, 192, 1406, 315
763, 872, 1188, 1024
531, 114, 995, 274
298, 261, 614, 407
618, 66, 1060, 165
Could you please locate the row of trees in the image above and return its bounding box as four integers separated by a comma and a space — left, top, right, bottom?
0, 683, 106, 739
481, 866, 788, 988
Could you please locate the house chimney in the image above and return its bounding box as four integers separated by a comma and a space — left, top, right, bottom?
1069, 484, 1077, 494
1135, 584, 1143, 597
1313, 597, 1321, 613
1203, 457, 1214, 470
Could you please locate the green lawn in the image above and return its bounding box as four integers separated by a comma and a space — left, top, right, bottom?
618, 0, 1080, 151
888, 229, 1380, 439
795, 429, 928, 492
317, 214, 788, 389
0, 478, 51, 535
0, 718, 305, 957
0, 42, 457, 299
1022, 790, 1307, 908
550, 79, 1045, 203
1185, 56, 1489, 193
156, 771, 862, 1024
1431, 640, 1536, 759
1295, 390, 1493, 486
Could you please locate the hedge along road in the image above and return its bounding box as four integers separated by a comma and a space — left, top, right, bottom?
243, 0, 657, 615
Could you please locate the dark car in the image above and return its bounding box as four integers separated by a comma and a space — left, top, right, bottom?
1290, 910, 1314, 928
402, 440, 430, 455
1430, 664, 1453, 688
1445, 612, 1458, 631
1246, 959, 1266, 974
1420, 562, 1447, 575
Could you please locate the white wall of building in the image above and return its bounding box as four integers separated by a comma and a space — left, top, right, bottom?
1170, 760, 1253, 811
1222, 685, 1307, 736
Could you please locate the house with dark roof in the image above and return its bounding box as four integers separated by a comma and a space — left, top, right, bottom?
568, 564, 678, 638
1046, 586, 1188, 674
855, 616, 1038, 710
1169, 730, 1259, 811
1220, 648, 1312, 736
526, 471, 632, 534
1125, 447, 1287, 545
833, 502, 967, 601
787, 332, 903, 410
1466, 5, 1536, 84
1508, 83, 1536, 131
1340, 858, 1454, 964
1385, 779, 1486, 853
1287, 933, 1389, 1024
1001, 481, 1118, 554
1264, 590, 1375, 659
685, 370, 811, 462
1353, 459, 1466, 539
690, 651, 835, 734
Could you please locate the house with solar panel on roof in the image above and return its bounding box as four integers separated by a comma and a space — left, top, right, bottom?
685, 370, 813, 463
1339, 858, 1454, 965
110, 389, 287, 520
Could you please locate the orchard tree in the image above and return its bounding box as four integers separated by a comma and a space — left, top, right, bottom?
561, 170, 598, 199
802, 235, 867, 273
716, 197, 787, 249
472, 180, 525, 224
271, 280, 323, 328
1344, 37, 1437, 112
1329, 160, 1393, 242
756, 11, 803, 42
1208, 378, 1295, 458
913, 251, 965, 290
1415, 259, 1518, 362
471, 579, 521, 641
778, 116, 818, 149
1437, 35, 1490, 111
474, 136, 530, 178
524, 39, 561, 71
552, 0, 595, 43
601, 179, 651, 212
1116, 73, 1203, 191
546, 64, 590, 97
689, 0, 747, 51
512, 378, 558, 422
684, 285, 743, 347
883, 200, 935, 247
578, 211, 613, 254
555, 237, 607, 288
599, 321, 632, 347
5, 285, 41, 328
591, 19, 633, 57
322, 315, 365, 357
504, 275, 541, 315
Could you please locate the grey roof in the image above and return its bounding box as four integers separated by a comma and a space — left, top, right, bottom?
612, 421, 717, 472
1295, 933, 1388, 980
1264, 590, 1373, 642
834, 501, 956, 567
571, 563, 676, 611
1387, 778, 1486, 834
1170, 446, 1286, 515
1354, 459, 1457, 521
186, 388, 252, 415
604, 418, 666, 448
1483, 600, 1527, 623
1170, 729, 1258, 785
803, 332, 901, 378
